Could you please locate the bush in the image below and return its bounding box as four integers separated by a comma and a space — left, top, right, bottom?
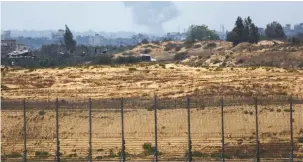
1, 84, 8, 90
35, 151, 49, 157
204, 42, 216, 49
210, 152, 221, 159
174, 52, 187, 60
141, 48, 152, 54
128, 67, 137, 72
38, 110, 46, 116
183, 40, 194, 49
192, 151, 208, 157
67, 153, 77, 157
151, 41, 160, 45
141, 38, 149, 44
298, 137, 303, 143
193, 44, 202, 48
142, 143, 155, 155
213, 59, 221, 64
159, 64, 166, 69
164, 43, 177, 51
6, 152, 22, 158
175, 46, 182, 52
236, 58, 245, 64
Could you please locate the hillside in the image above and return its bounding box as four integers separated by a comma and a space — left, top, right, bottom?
115, 40, 303, 68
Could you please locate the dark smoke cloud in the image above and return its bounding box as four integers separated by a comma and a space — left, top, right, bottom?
124, 1, 179, 36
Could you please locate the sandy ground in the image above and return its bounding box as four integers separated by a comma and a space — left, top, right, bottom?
2, 104, 303, 160
1, 64, 303, 101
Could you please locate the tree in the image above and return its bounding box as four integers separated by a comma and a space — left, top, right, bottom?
64, 25, 77, 54
265, 21, 286, 39
186, 25, 219, 41
226, 16, 259, 45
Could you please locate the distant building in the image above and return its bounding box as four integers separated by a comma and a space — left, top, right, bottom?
89, 34, 106, 46
16, 44, 29, 51
258, 28, 265, 36
294, 23, 303, 33
1, 30, 11, 40
1, 40, 17, 55
52, 29, 65, 43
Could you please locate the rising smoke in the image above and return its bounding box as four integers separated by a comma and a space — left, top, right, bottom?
124, 1, 179, 36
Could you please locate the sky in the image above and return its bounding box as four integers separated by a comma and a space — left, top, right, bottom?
1, 1, 303, 35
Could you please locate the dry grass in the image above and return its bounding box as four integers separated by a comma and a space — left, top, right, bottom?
1, 64, 303, 101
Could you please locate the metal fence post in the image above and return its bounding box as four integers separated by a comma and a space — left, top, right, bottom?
255, 97, 260, 162
55, 98, 60, 162
154, 95, 158, 162
221, 97, 225, 162
121, 98, 126, 162
23, 99, 27, 162
289, 96, 294, 162
88, 98, 92, 162
186, 96, 192, 162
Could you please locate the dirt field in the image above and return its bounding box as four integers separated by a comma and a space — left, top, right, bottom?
1, 62, 303, 160
1, 64, 303, 101
1, 103, 303, 160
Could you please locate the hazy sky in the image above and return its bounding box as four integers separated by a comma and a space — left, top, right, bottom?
1, 1, 303, 34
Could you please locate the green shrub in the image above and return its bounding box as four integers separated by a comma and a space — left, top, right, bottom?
38, 110, 46, 116
164, 43, 177, 51
6, 152, 22, 158
205, 42, 217, 49
210, 152, 221, 159
298, 137, 303, 143
67, 153, 77, 157
159, 64, 166, 69
96, 156, 102, 159
142, 142, 155, 155
97, 149, 104, 152
213, 59, 221, 64
284, 109, 294, 112
128, 67, 137, 72
193, 44, 202, 48
183, 40, 194, 49
1, 84, 9, 90
175, 46, 182, 52
192, 151, 208, 157
174, 52, 187, 60
34, 151, 49, 157
108, 149, 119, 157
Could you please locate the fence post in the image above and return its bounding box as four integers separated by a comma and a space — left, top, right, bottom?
220, 97, 225, 162
289, 96, 294, 162
88, 98, 92, 162
186, 96, 192, 162
255, 97, 260, 162
154, 95, 158, 162
23, 99, 27, 162
121, 98, 126, 162
55, 98, 60, 162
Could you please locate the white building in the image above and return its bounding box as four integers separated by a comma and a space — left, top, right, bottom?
1, 30, 11, 40
89, 34, 106, 46
52, 29, 65, 42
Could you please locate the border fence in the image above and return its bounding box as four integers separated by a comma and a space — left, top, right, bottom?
1, 95, 303, 162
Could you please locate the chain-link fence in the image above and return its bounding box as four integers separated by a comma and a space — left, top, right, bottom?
1, 95, 303, 162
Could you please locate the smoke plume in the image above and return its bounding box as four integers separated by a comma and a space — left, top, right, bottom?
124, 1, 179, 36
